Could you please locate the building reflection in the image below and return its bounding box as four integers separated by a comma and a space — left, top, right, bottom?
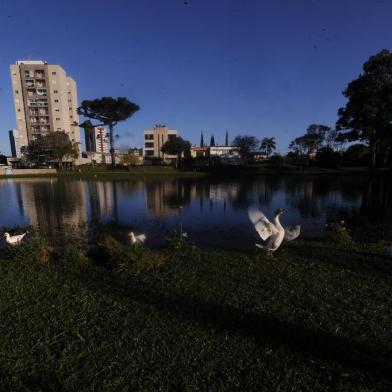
14, 178, 87, 228
145, 180, 186, 218
87, 181, 114, 224
2, 176, 390, 246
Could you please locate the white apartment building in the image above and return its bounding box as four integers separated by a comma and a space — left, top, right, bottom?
10, 60, 80, 156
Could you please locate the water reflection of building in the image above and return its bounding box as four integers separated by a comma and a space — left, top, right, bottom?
14, 179, 87, 228
145, 181, 180, 218
209, 183, 238, 202
87, 181, 114, 223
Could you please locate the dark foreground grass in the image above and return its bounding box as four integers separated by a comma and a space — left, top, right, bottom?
0, 236, 391, 391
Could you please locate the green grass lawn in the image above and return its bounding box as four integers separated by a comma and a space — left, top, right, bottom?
0, 235, 391, 391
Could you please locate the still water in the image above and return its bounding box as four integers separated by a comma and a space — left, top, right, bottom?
0, 175, 391, 250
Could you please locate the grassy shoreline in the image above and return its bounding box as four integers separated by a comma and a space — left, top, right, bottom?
1, 165, 391, 180
0, 233, 391, 391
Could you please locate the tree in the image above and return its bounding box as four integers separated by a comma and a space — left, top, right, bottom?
336, 49, 392, 169
305, 124, 331, 151
22, 131, 79, 168
161, 136, 191, 168
210, 135, 216, 147
120, 154, 141, 166
200, 131, 204, 147
260, 137, 276, 157
232, 135, 259, 160
288, 124, 332, 166
78, 97, 140, 167
342, 144, 369, 166
225, 130, 229, 146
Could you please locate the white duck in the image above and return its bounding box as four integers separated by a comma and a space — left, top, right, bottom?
248, 207, 301, 257
128, 231, 146, 245
3, 231, 28, 245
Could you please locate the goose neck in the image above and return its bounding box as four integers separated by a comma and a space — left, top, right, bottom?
274, 215, 283, 230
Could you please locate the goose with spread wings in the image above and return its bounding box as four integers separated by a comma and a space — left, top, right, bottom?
248, 207, 300, 257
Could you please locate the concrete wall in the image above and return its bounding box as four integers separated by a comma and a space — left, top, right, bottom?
0, 168, 57, 176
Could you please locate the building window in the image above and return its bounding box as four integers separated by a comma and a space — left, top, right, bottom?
54, 99, 59, 103
145, 142, 154, 148
56, 117, 60, 121
145, 134, 154, 140
145, 150, 154, 156
54, 90, 58, 93
17, 109, 21, 112
52, 71, 56, 75
55, 109, 60, 112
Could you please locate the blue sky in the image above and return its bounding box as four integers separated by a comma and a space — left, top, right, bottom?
0, 0, 391, 154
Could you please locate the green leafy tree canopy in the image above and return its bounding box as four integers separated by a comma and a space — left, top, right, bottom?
161, 136, 191, 167
336, 49, 392, 168
232, 135, 259, 159
23, 132, 79, 168
260, 137, 276, 157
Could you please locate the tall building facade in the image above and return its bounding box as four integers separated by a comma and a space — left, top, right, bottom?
143, 124, 178, 160
10, 60, 80, 156
85, 125, 109, 154
9, 129, 21, 158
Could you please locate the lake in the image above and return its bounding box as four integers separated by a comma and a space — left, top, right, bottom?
0, 175, 391, 250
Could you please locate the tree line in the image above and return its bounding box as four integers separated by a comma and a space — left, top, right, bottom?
20, 49, 392, 170
288, 49, 392, 169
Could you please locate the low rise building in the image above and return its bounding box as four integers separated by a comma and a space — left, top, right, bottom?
143, 124, 178, 162
191, 147, 209, 158
209, 146, 239, 156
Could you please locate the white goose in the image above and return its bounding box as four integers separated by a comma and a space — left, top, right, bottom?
128, 231, 146, 245
248, 207, 301, 257
3, 231, 28, 245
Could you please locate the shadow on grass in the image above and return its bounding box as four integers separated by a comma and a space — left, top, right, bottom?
288, 241, 392, 278
67, 267, 392, 383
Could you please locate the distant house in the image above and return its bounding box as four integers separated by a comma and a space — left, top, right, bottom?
191, 147, 209, 158
249, 151, 268, 162
209, 146, 239, 157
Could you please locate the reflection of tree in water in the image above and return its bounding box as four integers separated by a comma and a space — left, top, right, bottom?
283, 176, 392, 235
284, 177, 344, 218
355, 178, 392, 222
211, 177, 281, 211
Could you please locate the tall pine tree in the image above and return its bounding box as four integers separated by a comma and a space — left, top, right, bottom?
225, 130, 229, 146
200, 131, 204, 147
210, 135, 216, 147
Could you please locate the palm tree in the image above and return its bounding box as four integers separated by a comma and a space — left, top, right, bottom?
260, 137, 276, 157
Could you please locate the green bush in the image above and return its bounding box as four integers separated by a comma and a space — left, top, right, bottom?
325, 221, 353, 246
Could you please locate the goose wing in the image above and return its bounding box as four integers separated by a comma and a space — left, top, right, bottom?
137, 234, 146, 242
9, 233, 27, 243
248, 207, 278, 241
284, 225, 301, 241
